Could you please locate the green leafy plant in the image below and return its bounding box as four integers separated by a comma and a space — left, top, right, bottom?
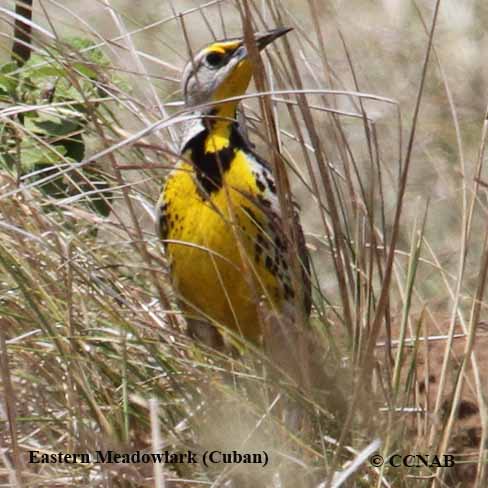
0, 38, 119, 216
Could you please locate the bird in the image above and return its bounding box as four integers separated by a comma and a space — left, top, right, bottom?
156, 27, 310, 351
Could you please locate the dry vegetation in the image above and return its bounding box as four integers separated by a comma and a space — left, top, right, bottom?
0, 0, 487, 487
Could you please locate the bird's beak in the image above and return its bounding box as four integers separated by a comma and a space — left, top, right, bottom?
255, 27, 293, 51
210, 27, 292, 108
232, 27, 292, 63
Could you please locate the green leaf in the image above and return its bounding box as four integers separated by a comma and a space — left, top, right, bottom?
67, 37, 109, 66
0, 36, 118, 217
0, 62, 17, 74
0, 62, 18, 95
21, 142, 67, 171
29, 65, 65, 79
74, 63, 98, 79
32, 117, 84, 137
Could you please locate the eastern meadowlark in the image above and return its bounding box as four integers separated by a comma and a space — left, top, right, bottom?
157, 28, 310, 349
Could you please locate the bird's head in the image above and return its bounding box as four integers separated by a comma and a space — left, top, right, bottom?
181, 27, 291, 117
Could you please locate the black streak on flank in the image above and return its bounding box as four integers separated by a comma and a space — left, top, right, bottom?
157, 200, 169, 244
255, 176, 266, 192
284, 283, 295, 300
183, 122, 248, 197
254, 231, 264, 264
258, 195, 272, 208
265, 255, 274, 273
265, 173, 276, 194
159, 212, 168, 242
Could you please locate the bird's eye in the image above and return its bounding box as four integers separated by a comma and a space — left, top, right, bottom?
205, 51, 225, 68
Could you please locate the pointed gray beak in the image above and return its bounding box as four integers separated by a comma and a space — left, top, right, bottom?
256, 27, 293, 50
230, 27, 292, 64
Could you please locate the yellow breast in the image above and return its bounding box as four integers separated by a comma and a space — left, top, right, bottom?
159, 148, 284, 342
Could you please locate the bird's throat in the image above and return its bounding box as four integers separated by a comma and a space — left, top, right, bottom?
182, 118, 246, 197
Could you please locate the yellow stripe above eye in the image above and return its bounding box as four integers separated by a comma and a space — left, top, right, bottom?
204, 40, 241, 55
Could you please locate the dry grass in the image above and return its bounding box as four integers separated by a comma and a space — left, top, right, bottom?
0, 0, 487, 487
